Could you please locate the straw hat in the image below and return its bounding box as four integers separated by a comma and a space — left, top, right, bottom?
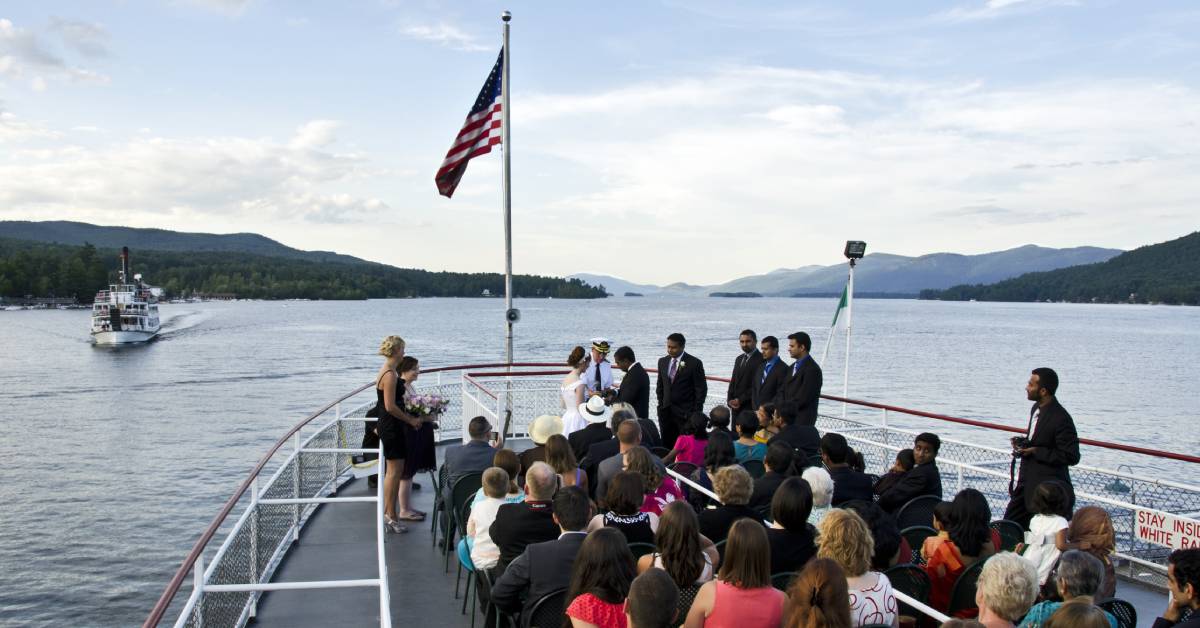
529, 414, 563, 445
579, 396, 613, 424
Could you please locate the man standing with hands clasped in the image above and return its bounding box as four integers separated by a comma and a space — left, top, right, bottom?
727, 329, 762, 415
776, 331, 822, 425
1004, 367, 1081, 528
656, 333, 707, 450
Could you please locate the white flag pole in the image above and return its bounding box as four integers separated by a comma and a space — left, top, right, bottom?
500, 10, 514, 443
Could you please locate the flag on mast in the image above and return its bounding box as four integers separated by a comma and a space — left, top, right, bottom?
435, 50, 504, 198
821, 281, 850, 363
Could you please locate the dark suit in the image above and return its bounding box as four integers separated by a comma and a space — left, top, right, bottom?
749, 470, 787, 513
656, 352, 707, 448
828, 466, 875, 506
568, 423, 612, 463
489, 500, 559, 575
698, 504, 765, 544
443, 440, 496, 501
769, 424, 821, 466
878, 462, 943, 512
728, 349, 763, 411
615, 362, 651, 420
1004, 398, 1080, 527
491, 532, 587, 620
776, 355, 822, 425
751, 356, 786, 410
581, 438, 620, 498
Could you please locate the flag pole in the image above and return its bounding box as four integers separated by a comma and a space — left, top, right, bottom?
842, 258, 855, 418
500, 10, 514, 443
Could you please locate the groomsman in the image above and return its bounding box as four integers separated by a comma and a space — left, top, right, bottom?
751, 335, 786, 410
777, 331, 822, 425
656, 333, 707, 449
727, 329, 763, 414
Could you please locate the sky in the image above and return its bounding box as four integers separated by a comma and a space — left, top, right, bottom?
1, 1, 1198, 285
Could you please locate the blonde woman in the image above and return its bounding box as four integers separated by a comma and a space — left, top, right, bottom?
374, 336, 422, 533
561, 346, 590, 435
817, 509, 899, 628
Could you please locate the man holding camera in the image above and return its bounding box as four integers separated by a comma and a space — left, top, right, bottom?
1004, 367, 1081, 528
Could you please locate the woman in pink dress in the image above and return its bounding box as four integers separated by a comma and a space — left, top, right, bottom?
682, 519, 786, 627
565, 528, 636, 628
624, 446, 683, 516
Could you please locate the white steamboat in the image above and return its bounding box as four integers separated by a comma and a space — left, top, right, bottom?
90, 247, 161, 345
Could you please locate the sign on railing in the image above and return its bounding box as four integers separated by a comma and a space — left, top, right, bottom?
1135, 509, 1200, 549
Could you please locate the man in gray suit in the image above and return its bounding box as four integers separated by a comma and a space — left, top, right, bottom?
442, 416, 496, 503
595, 423, 666, 503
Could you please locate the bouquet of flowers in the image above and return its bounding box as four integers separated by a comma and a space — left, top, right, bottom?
404, 393, 450, 418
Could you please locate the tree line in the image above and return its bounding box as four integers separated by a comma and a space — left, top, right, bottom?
920, 231, 1199, 305
0, 238, 606, 301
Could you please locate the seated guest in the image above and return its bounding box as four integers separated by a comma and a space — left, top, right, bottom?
1020, 551, 1119, 628
878, 433, 943, 513
565, 527, 637, 628
625, 446, 684, 515
927, 489, 998, 615
1152, 548, 1200, 628
785, 558, 853, 628
1015, 480, 1072, 587
803, 466, 835, 527
1067, 506, 1118, 600
612, 400, 663, 449
768, 477, 818, 574
749, 441, 795, 513
490, 461, 560, 574
472, 448, 524, 506
571, 396, 615, 461
1045, 602, 1115, 628
974, 552, 1039, 628
754, 402, 780, 444
821, 433, 874, 505
873, 449, 914, 497
597, 420, 665, 501
519, 414, 562, 480
491, 486, 593, 620
734, 411, 767, 463
547, 433, 588, 489
665, 411, 710, 467
688, 431, 736, 511
626, 568, 680, 628
466, 467, 512, 571
921, 502, 954, 564
639, 501, 720, 586
584, 409, 637, 476
768, 401, 821, 463
842, 500, 906, 571
683, 519, 786, 627
817, 509, 899, 628
590, 471, 659, 545
707, 405, 733, 437
443, 416, 497, 503
698, 465, 764, 544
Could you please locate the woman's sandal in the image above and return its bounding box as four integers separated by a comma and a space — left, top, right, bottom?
385, 517, 409, 533
397, 511, 426, 522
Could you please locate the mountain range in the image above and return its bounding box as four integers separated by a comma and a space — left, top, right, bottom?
571, 244, 1123, 297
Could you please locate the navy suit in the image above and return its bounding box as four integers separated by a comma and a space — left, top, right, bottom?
752, 356, 786, 410
776, 355, 822, 425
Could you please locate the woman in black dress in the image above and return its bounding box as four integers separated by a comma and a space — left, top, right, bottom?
375, 336, 421, 533
397, 356, 437, 521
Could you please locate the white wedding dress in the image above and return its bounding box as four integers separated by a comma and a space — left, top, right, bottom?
560, 379, 587, 436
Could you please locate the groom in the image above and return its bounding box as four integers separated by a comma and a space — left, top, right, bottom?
656, 332, 707, 449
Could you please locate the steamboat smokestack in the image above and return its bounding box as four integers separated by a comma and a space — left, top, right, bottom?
121, 247, 130, 284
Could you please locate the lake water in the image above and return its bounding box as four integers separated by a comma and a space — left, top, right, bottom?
1, 297, 1197, 626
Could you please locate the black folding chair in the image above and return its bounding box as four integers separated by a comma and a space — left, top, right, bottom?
628, 542, 657, 559
457, 500, 474, 604
899, 525, 937, 564
1097, 598, 1137, 628
669, 461, 699, 477
673, 583, 704, 627
741, 459, 766, 479
444, 472, 484, 571
948, 558, 988, 618
522, 589, 567, 628
431, 465, 449, 542
771, 571, 797, 591
989, 519, 1024, 552
895, 495, 942, 531
650, 446, 671, 459
884, 563, 931, 620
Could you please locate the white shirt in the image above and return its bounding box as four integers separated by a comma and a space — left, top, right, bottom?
584, 359, 614, 394
468, 496, 507, 569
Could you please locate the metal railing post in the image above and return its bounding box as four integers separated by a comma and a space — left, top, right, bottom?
332, 404, 342, 495
956, 463, 964, 493
881, 407, 889, 439
193, 553, 205, 628
248, 477, 259, 618
293, 432, 302, 542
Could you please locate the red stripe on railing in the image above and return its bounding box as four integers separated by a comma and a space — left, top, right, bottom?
463, 374, 499, 399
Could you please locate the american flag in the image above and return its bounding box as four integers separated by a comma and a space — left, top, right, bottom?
435, 50, 504, 198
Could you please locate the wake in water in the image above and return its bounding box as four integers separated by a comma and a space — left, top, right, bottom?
154, 310, 207, 340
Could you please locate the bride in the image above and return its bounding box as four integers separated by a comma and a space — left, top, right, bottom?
560, 346, 591, 436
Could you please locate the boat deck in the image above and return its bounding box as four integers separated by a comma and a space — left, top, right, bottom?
251, 439, 1169, 628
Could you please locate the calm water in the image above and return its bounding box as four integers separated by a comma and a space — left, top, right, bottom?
1, 297, 1197, 626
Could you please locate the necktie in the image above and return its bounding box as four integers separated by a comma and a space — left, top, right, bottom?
793, 362, 799, 376
669, 358, 678, 381
594, 363, 602, 390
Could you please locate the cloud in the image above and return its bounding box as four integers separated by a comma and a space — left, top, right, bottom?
938, 0, 1081, 23
0, 120, 388, 224
398, 23, 489, 52
48, 17, 110, 57
0, 18, 108, 87
180, 0, 254, 16
0, 111, 60, 142
938, 204, 1084, 224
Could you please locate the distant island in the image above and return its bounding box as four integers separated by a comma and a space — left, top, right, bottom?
0, 222, 608, 302
624, 292, 644, 297
920, 231, 1199, 305
709, 291, 762, 298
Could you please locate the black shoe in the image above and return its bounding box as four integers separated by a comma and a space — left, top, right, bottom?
368, 476, 378, 489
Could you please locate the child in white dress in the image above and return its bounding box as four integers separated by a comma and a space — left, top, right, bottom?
1018, 480, 1072, 585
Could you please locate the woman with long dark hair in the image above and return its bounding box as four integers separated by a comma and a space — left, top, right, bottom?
638, 501, 719, 586
564, 527, 636, 628
926, 488, 997, 613
546, 433, 588, 488
768, 477, 817, 574
683, 519, 786, 627
624, 446, 684, 515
